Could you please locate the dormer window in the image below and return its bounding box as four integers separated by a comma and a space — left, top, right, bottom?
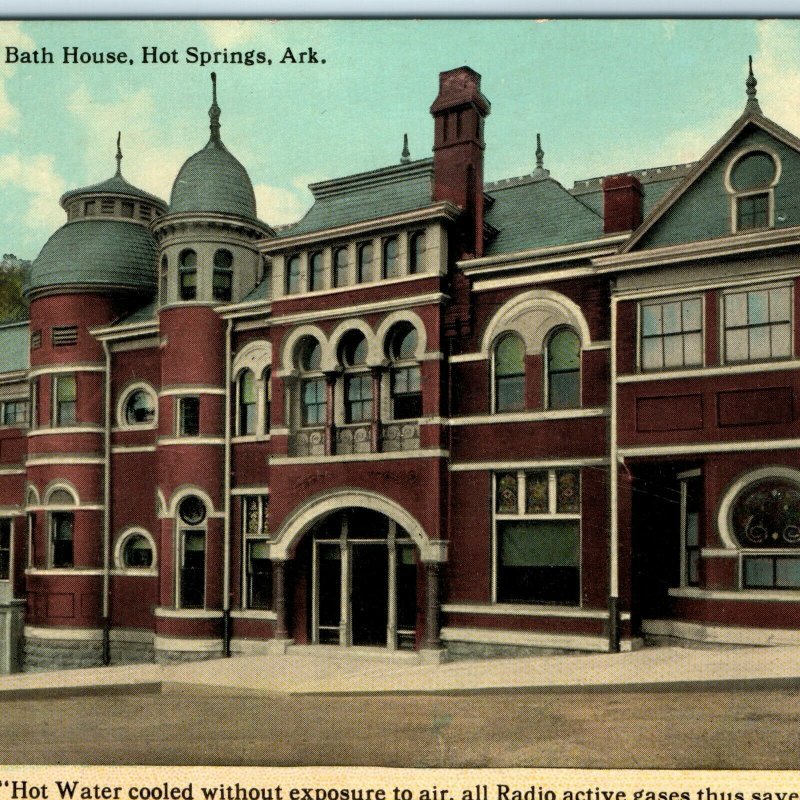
727, 149, 779, 233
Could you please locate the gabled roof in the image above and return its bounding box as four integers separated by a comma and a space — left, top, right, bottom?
277, 159, 435, 239
620, 110, 800, 254
484, 175, 603, 255
0, 321, 29, 374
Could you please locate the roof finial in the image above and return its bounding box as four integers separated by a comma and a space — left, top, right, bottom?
746, 55, 762, 114
400, 133, 410, 164
209, 72, 222, 143
115, 131, 122, 175
532, 132, 550, 179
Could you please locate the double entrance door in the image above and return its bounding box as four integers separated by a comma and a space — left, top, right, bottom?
313, 533, 417, 649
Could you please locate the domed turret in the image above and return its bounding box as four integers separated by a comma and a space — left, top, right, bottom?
27, 134, 167, 298
169, 72, 257, 219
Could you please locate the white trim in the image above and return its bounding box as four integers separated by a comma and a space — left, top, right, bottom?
108, 336, 160, 353
724, 145, 781, 234
27, 364, 104, 378
669, 586, 800, 602
619, 440, 800, 458
585, 340, 611, 351
111, 445, 157, 454
440, 626, 609, 652
636, 292, 705, 373
116, 382, 158, 431
450, 457, 608, 472
0, 468, 24, 476
701, 548, 739, 557
24, 568, 104, 577
230, 609, 278, 621
231, 486, 270, 495
153, 635, 223, 653
618, 358, 800, 383
26, 455, 104, 466
24, 625, 103, 641
375, 310, 429, 362
164, 486, 219, 519
642, 618, 800, 647
269, 449, 448, 466
27, 425, 103, 437
271, 293, 446, 328
43, 482, 78, 506
449, 352, 486, 364
471, 264, 598, 293
443, 603, 622, 620
154, 607, 223, 619
159, 386, 226, 397
0, 508, 23, 516
114, 527, 158, 573
716, 464, 800, 551
450, 407, 608, 426
27, 505, 103, 513
232, 340, 272, 379
157, 437, 225, 447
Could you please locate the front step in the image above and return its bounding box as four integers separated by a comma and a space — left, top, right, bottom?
287, 644, 422, 663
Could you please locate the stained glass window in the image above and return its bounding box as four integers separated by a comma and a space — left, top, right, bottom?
496, 473, 518, 514
556, 470, 581, 514
525, 472, 549, 514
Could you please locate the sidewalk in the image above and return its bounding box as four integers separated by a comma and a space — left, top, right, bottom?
2, 643, 800, 699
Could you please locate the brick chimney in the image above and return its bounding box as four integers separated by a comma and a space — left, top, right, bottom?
602, 174, 644, 234
431, 66, 491, 258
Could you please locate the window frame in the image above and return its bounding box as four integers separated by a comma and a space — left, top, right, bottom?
212, 248, 234, 302
52, 374, 77, 427
236, 369, 257, 436
118, 383, 158, 430
1, 399, 28, 428
725, 148, 781, 235
176, 395, 200, 437
115, 528, 157, 574
241, 495, 271, 610
721, 282, 793, 365
0, 518, 11, 581
545, 326, 581, 410
492, 468, 582, 606
382, 236, 400, 279
638, 294, 705, 373
492, 332, 526, 413
309, 251, 325, 292
408, 231, 425, 275
176, 496, 207, 609
49, 510, 74, 569
333, 247, 349, 288
678, 469, 702, 588
178, 249, 198, 301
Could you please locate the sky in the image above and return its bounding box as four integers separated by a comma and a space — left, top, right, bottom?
0, 18, 797, 259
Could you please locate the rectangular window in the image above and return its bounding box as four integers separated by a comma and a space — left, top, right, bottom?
0, 519, 10, 580
1, 400, 28, 426
494, 468, 581, 605
301, 378, 326, 427
213, 269, 232, 302
180, 530, 205, 608
180, 269, 197, 301
53, 374, 76, 426
679, 472, 702, 587
345, 373, 373, 424
52, 326, 78, 346
737, 192, 769, 231
242, 493, 271, 609
723, 285, 792, 363
640, 297, 703, 371
50, 511, 74, 568
391, 366, 422, 420
743, 556, 800, 589
178, 396, 200, 436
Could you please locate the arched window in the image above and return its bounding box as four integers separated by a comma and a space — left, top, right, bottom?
237, 369, 256, 436
732, 477, 800, 589
118, 531, 155, 570
409, 232, 425, 275
160, 255, 168, 304
121, 386, 156, 427
297, 337, 325, 427
179, 249, 197, 301
357, 242, 374, 283
493, 333, 525, 412
546, 327, 581, 409
177, 495, 206, 608
334, 248, 349, 288
286, 255, 302, 294
213, 249, 233, 302
309, 251, 324, 291
263, 367, 272, 435
729, 150, 778, 232
339, 331, 372, 424
383, 236, 400, 279
387, 322, 421, 420
45, 486, 76, 569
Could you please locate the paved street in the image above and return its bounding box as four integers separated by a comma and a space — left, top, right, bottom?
1, 685, 799, 768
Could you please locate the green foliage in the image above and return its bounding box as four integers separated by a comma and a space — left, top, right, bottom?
0, 255, 29, 323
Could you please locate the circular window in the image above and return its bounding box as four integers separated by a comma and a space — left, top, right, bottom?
387, 322, 417, 361
214, 249, 233, 270
732, 479, 800, 547
124, 388, 156, 425
122, 533, 153, 568
179, 495, 206, 525
339, 331, 368, 367
298, 338, 322, 372
731, 152, 777, 192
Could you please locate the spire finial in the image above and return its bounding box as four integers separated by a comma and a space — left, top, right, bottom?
209, 72, 222, 143
400, 133, 410, 164
532, 132, 550, 179
115, 131, 122, 175
746, 55, 762, 114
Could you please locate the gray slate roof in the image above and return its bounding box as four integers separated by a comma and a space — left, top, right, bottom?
278, 159, 435, 238
484, 176, 603, 255
170, 138, 257, 219
0, 321, 29, 373
27, 219, 157, 295
61, 172, 167, 208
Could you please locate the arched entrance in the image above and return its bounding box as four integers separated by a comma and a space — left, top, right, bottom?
310, 509, 417, 649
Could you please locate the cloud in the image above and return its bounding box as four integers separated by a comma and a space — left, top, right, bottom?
752, 20, 800, 132
0, 22, 36, 132
253, 176, 317, 225
0, 153, 66, 231
66, 84, 188, 202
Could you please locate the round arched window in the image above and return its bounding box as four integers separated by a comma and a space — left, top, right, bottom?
732, 479, 800, 547
179, 495, 206, 526
298, 338, 322, 372
730, 151, 777, 192
180, 249, 197, 269
339, 331, 368, 367
214, 249, 233, 270
121, 533, 154, 568
387, 322, 418, 361
124, 388, 156, 425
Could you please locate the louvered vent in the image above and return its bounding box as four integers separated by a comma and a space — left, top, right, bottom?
52, 326, 78, 347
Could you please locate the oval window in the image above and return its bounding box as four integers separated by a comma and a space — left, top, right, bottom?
732, 479, 800, 548
124, 389, 156, 425
731, 152, 777, 192
122, 534, 153, 568
179, 495, 206, 526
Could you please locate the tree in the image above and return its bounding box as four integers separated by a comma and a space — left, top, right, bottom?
0, 255, 29, 323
